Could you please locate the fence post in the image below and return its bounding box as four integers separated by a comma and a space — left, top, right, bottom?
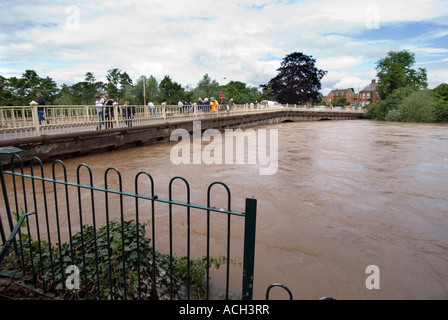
113, 102, 119, 128
0, 147, 23, 249
242, 197, 257, 300
30, 101, 40, 136
84, 106, 90, 122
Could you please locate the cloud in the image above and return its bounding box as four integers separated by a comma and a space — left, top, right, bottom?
1, 0, 447, 94
317, 56, 363, 71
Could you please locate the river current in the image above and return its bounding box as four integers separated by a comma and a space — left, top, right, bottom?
3, 120, 448, 299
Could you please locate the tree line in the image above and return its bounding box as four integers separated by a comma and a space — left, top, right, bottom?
0, 52, 328, 107
0, 69, 274, 106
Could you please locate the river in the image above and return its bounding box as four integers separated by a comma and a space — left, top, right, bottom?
2, 119, 448, 299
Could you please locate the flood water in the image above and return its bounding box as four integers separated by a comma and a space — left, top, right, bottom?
2, 119, 448, 299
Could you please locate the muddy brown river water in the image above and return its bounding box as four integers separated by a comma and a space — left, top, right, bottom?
2, 119, 448, 299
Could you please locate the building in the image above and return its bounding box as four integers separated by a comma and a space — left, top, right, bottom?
326, 88, 355, 106
434, 83, 447, 90
358, 79, 379, 107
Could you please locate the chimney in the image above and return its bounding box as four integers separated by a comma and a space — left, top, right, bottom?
372, 79, 376, 84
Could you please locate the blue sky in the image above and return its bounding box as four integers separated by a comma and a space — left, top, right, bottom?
1, 0, 447, 96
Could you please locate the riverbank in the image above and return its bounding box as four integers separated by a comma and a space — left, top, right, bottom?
364, 87, 448, 123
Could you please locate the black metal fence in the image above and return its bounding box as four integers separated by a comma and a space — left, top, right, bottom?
0, 148, 257, 300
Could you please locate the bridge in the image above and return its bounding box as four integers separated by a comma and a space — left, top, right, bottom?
0, 103, 364, 164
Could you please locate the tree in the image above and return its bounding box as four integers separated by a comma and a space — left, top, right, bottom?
159, 75, 185, 104
262, 52, 327, 104
193, 74, 220, 100
0, 70, 59, 105
376, 50, 427, 99
106, 68, 133, 99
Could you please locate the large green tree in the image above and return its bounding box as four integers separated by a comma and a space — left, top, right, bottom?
262, 52, 327, 104
106, 68, 133, 99
54, 72, 106, 105
0, 70, 59, 105
376, 50, 427, 99
193, 74, 220, 100
159, 75, 185, 104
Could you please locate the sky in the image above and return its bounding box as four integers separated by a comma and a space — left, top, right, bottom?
1, 0, 448, 96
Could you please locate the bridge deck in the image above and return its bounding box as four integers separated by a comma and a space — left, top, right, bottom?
0, 106, 364, 164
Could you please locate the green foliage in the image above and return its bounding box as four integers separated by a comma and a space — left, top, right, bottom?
0, 70, 59, 106
434, 84, 448, 102
222, 81, 263, 104
1, 69, 267, 106
365, 87, 448, 123
376, 50, 427, 100
332, 97, 347, 106
159, 76, 185, 105
365, 86, 418, 120
7, 220, 233, 300
192, 74, 220, 101
433, 100, 448, 123
262, 52, 327, 104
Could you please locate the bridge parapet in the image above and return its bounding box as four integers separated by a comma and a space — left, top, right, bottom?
0, 106, 364, 164
0, 103, 364, 141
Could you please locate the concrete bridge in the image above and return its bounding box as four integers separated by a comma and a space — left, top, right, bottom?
0, 105, 364, 164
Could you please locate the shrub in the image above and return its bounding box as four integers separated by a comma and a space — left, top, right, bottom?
5, 220, 233, 300
391, 90, 438, 123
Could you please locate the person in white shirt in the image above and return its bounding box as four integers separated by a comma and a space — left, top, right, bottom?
148, 101, 156, 117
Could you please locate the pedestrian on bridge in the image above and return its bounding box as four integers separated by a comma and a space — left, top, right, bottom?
36, 93, 47, 124
123, 101, 135, 127
210, 97, 219, 113
103, 94, 114, 129
95, 93, 104, 130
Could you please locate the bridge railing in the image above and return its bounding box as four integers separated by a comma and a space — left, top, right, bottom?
0, 103, 363, 140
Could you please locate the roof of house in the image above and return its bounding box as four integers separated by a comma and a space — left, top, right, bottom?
434, 83, 447, 90
361, 82, 377, 92
328, 88, 353, 96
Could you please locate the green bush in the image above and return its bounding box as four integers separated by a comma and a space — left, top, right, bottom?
365, 87, 448, 123
365, 86, 418, 120
6, 220, 233, 300
391, 90, 438, 123
434, 101, 448, 123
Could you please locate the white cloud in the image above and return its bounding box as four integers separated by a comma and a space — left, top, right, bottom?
316, 56, 363, 71
1, 0, 447, 93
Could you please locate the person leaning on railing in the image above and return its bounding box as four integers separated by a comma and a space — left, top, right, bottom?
36, 93, 47, 124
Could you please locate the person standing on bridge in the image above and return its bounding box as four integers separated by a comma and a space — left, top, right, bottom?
103, 94, 114, 129
227, 98, 234, 111
123, 101, 135, 127
95, 93, 104, 130
210, 97, 219, 113
36, 93, 47, 124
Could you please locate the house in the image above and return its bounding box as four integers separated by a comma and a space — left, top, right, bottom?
326, 88, 355, 105
434, 83, 447, 90
358, 79, 379, 107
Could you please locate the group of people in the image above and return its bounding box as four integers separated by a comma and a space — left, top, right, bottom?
94, 93, 135, 129
34, 93, 236, 130
178, 97, 235, 114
